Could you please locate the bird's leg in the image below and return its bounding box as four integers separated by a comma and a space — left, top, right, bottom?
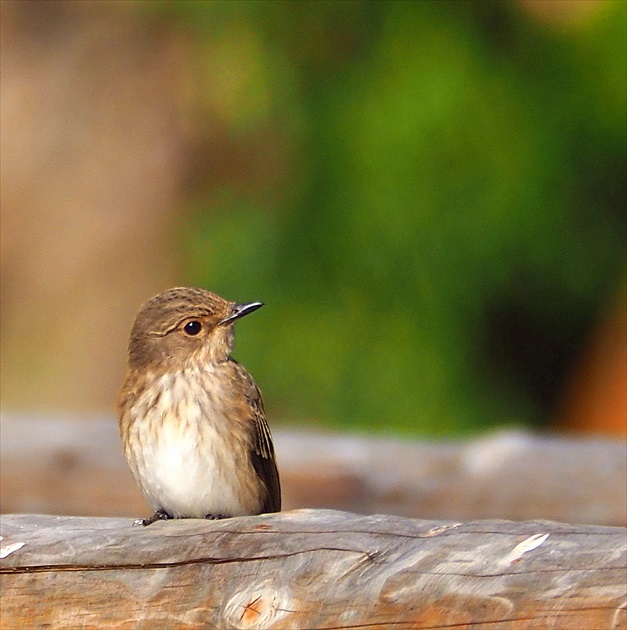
133, 510, 172, 527
205, 513, 226, 520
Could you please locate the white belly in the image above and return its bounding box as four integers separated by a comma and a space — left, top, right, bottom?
125, 371, 261, 518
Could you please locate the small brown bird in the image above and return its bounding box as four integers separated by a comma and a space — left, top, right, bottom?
117, 287, 280, 526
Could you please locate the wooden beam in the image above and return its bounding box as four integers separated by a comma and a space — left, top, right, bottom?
1, 511, 625, 629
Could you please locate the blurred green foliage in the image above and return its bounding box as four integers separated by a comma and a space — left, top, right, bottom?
152, 1, 625, 434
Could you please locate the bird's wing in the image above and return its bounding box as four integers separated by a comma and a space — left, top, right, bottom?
250, 401, 282, 513
231, 360, 281, 513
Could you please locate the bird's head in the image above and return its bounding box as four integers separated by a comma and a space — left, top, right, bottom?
126, 287, 263, 372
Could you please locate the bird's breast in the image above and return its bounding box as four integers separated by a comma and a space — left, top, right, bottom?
123, 367, 263, 518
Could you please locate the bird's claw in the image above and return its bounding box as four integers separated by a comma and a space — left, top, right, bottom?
133, 510, 171, 526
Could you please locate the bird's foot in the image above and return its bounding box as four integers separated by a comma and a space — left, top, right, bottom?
205, 513, 226, 520
133, 510, 172, 527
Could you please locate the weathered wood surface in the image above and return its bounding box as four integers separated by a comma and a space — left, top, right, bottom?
1, 511, 625, 629
1, 413, 626, 526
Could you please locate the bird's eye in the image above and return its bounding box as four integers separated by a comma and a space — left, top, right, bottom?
183, 320, 202, 336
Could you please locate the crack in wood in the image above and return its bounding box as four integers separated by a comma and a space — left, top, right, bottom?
312, 608, 624, 630
0, 545, 371, 574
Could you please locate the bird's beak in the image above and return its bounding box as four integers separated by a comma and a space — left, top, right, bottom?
219, 301, 264, 326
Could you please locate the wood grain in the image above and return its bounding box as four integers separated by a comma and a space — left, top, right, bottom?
1, 511, 625, 629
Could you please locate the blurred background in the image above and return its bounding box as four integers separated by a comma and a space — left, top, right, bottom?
1, 0, 625, 438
